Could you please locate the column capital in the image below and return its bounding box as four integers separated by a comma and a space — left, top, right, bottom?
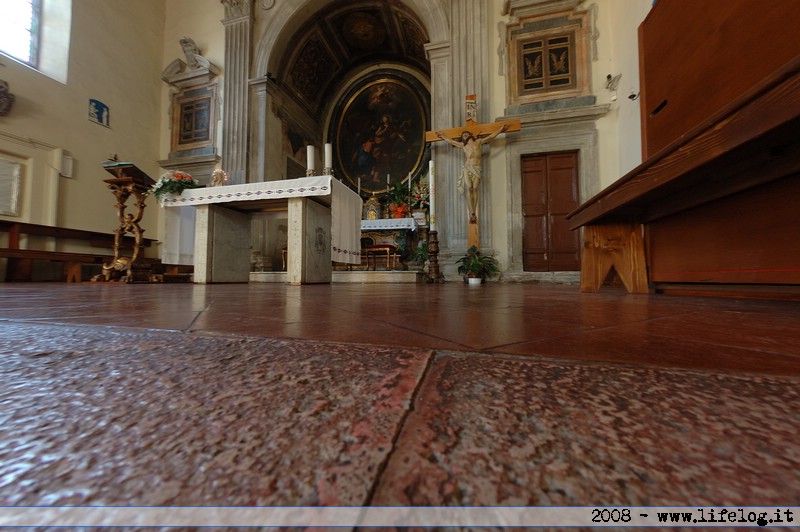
220, 0, 252, 20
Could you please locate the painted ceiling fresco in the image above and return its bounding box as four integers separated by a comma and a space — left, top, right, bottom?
278, 0, 430, 117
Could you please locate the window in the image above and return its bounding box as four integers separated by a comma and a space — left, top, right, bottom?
0, 0, 41, 67
520, 32, 576, 94
507, 11, 591, 107
0, 157, 22, 217
0, 0, 71, 84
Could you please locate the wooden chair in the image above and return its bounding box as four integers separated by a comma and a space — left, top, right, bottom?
360, 236, 398, 271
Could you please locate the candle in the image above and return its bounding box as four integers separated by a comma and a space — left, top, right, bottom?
306, 145, 315, 171
429, 160, 436, 231
324, 143, 332, 170
358, 177, 361, 196
386, 174, 390, 187
408, 172, 412, 193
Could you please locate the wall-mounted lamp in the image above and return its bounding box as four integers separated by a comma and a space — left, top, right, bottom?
0, 80, 16, 117
606, 73, 622, 101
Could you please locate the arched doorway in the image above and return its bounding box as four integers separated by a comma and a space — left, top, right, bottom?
265, 1, 432, 192
247, 0, 437, 272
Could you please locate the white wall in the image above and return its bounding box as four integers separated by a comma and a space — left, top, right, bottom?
587, 0, 653, 191
0, 0, 165, 241
484, 0, 651, 269
160, 0, 226, 161
157, 0, 226, 265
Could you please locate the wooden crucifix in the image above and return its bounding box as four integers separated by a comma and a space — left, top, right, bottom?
425, 94, 520, 249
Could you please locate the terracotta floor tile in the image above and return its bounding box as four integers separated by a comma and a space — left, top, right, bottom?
494, 323, 800, 375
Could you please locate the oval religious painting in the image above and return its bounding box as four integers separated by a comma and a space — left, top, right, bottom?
333, 76, 428, 196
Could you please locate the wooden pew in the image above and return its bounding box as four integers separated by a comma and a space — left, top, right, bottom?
566, 0, 800, 300
566, 58, 800, 298
0, 221, 190, 282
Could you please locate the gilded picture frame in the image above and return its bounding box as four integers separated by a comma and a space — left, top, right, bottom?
332, 74, 429, 196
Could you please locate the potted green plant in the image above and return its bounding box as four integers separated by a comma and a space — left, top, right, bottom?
405, 241, 429, 271
455, 245, 500, 284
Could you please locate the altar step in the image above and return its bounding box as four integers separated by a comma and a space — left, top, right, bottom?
250, 271, 424, 284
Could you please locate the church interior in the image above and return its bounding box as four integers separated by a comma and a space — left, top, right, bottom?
1, 0, 799, 523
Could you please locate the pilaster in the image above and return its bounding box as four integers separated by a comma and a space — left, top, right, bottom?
221, 0, 253, 184
444, 0, 491, 255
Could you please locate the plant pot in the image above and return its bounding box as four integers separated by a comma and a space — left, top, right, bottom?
467, 277, 482, 285
411, 208, 428, 227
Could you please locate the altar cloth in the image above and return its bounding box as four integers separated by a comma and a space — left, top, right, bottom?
360, 218, 417, 232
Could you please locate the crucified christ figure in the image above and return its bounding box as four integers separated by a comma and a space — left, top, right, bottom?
436, 123, 509, 224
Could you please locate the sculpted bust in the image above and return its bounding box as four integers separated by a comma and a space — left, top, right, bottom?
179, 37, 210, 70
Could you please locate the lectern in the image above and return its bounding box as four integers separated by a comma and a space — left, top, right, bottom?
93, 162, 154, 282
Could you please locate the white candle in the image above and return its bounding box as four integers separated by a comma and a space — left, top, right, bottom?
408, 172, 412, 194
358, 177, 361, 196
306, 145, 315, 171
324, 143, 332, 170
429, 160, 436, 231
386, 174, 390, 187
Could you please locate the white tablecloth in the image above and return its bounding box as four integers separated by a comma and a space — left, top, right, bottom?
330, 178, 362, 264
360, 218, 417, 231
161, 176, 363, 265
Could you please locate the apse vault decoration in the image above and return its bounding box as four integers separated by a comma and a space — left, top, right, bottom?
332, 74, 429, 196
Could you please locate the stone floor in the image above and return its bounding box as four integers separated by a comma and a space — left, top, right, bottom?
0, 282, 799, 518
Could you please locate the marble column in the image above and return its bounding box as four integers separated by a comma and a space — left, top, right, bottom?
221, 0, 253, 185
432, 0, 492, 257
249, 77, 268, 183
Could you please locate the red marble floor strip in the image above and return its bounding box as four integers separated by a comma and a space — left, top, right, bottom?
373, 351, 800, 506
0, 322, 432, 506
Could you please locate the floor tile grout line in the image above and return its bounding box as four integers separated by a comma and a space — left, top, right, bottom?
184, 308, 207, 332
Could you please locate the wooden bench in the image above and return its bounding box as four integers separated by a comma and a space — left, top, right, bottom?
0, 221, 190, 282
565, 1, 800, 300
566, 57, 800, 298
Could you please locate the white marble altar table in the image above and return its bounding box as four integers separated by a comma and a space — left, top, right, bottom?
162, 176, 362, 284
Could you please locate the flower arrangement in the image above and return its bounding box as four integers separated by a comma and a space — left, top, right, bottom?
150, 169, 201, 201
389, 202, 409, 219
386, 181, 409, 207
410, 179, 430, 209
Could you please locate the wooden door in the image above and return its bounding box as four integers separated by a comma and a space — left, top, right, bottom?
522, 152, 580, 271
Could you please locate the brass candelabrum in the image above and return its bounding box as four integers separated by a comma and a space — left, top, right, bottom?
426, 229, 445, 283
